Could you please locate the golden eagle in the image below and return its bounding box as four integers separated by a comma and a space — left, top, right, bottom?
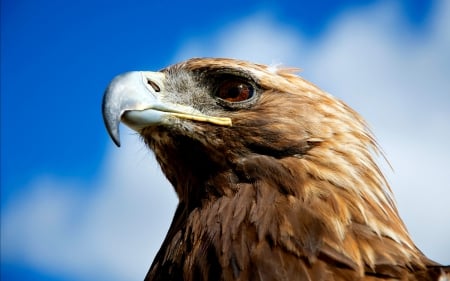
102, 58, 449, 281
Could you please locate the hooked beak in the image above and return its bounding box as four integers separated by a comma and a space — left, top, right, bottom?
102, 71, 232, 147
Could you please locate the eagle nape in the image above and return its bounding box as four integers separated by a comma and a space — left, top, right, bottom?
102, 71, 231, 147
101, 58, 449, 281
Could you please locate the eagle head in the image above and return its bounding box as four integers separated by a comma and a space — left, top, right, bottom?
102, 58, 445, 281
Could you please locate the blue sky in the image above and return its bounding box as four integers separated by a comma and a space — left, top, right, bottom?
1, 1, 449, 280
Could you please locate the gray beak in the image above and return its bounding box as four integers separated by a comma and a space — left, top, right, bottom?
102, 71, 165, 146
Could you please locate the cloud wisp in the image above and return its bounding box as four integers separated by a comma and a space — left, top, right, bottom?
2, 132, 178, 281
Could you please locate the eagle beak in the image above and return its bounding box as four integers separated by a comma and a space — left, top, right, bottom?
102, 71, 232, 147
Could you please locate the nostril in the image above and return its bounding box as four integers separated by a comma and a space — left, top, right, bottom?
147, 78, 161, 92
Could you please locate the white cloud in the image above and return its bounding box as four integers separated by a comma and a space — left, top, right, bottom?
1, 131, 178, 281
2, 1, 449, 280
174, 13, 308, 66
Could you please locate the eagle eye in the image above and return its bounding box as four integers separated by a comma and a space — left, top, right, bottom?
216, 80, 254, 103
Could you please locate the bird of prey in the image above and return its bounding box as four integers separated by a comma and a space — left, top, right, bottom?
102, 58, 449, 281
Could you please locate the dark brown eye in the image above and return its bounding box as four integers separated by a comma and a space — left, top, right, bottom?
216, 80, 254, 102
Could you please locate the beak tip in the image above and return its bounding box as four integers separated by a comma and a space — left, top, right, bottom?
102, 101, 122, 147
111, 133, 121, 147
103, 113, 122, 147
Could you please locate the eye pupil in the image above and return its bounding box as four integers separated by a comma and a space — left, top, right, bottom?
228, 84, 245, 98
217, 80, 254, 102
